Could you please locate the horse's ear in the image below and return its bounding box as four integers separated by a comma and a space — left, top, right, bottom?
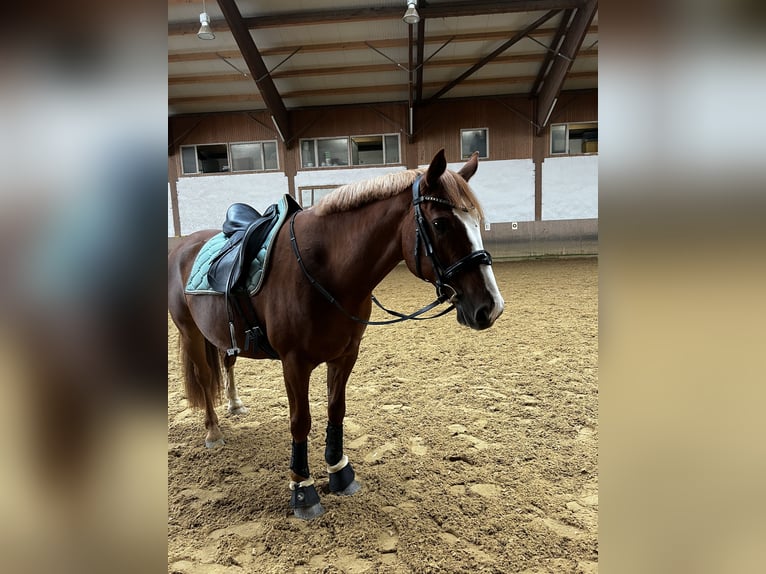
457, 151, 479, 182
425, 149, 447, 188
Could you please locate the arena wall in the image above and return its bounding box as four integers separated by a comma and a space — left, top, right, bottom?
168, 90, 598, 258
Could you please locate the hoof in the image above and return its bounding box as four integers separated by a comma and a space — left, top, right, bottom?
290, 481, 324, 520
205, 438, 225, 448
335, 479, 361, 496
293, 503, 325, 520
227, 405, 249, 415
328, 459, 358, 494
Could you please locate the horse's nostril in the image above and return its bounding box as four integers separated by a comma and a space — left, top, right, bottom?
475, 305, 491, 325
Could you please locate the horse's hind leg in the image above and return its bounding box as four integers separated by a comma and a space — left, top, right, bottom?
325, 353, 361, 496
169, 239, 225, 448
222, 352, 248, 415
180, 330, 225, 448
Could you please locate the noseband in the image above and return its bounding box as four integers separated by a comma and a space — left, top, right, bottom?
412, 175, 493, 303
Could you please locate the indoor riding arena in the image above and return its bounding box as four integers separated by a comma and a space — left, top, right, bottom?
168, 258, 597, 573
168, 2, 598, 573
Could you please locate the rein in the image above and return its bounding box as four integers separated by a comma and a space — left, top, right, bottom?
289, 213, 453, 325
288, 174, 492, 326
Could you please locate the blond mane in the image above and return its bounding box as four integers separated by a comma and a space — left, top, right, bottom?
314, 167, 484, 220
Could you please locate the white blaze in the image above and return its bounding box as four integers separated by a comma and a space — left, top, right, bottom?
454, 209, 505, 322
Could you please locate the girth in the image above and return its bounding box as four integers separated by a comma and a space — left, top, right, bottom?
206, 195, 302, 358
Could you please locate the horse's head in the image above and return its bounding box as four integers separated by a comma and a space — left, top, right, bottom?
404, 149, 504, 330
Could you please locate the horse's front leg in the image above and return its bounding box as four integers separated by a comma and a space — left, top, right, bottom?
325, 354, 361, 496
282, 357, 324, 519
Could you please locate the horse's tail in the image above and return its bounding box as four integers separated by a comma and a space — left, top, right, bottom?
181, 337, 223, 410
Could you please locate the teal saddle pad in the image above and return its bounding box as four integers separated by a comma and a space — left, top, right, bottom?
185, 195, 295, 296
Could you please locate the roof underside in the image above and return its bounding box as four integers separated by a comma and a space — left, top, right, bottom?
169, 0, 597, 136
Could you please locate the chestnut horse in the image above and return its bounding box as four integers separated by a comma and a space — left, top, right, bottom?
168, 150, 504, 518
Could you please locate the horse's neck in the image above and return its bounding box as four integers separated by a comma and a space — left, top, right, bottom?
309, 192, 410, 294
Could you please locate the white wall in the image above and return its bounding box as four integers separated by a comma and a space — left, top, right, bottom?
294, 165, 406, 190
176, 172, 289, 235
298, 161, 539, 226
173, 167, 406, 236
541, 155, 598, 220
447, 158, 535, 224
170, 155, 598, 236
168, 183, 174, 236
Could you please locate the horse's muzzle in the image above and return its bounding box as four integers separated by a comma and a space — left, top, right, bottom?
456, 299, 503, 331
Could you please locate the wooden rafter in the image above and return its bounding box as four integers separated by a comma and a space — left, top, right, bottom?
169, 72, 598, 106
407, 23, 415, 142
168, 26, 598, 63
535, 0, 597, 134
415, 19, 426, 104
531, 8, 574, 96
168, 50, 599, 85
425, 10, 562, 104
215, 0, 291, 145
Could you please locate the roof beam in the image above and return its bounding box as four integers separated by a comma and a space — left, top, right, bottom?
215, 0, 292, 146
169, 25, 598, 62
407, 24, 416, 142
530, 8, 573, 96
170, 94, 264, 106
425, 10, 562, 104
242, 5, 399, 28
420, 0, 582, 18
169, 1, 584, 35
535, 0, 597, 134
415, 19, 426, 104
169, 72, 598, 106
169, 50, 599, 85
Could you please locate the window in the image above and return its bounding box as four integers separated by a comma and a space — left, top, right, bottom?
550, 124, 567, 154
180, 144, 229, 174
301, 140, 317, 168
230, 141, 279, 172
181, 146, 198, 174
461, 128, 488, 159
180, 141, 279, 175
352, 136, 383, 165
384, 135, 400, 164
231, 143, 262, 171
300, 134, 401, 168
550, 122, 598, 155
317, 138, 349, 167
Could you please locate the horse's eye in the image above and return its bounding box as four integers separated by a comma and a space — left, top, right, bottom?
432, 218, 449, 234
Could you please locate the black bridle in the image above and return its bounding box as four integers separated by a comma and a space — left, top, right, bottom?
411, 175, 493, 301
289, 174, 492, 326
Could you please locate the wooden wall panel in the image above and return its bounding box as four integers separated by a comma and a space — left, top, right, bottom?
168, 90, 596, 177
291, 104, 408, 140
548, 90, 598, 124
169, 111, 279, 148
416, 96, 535, 165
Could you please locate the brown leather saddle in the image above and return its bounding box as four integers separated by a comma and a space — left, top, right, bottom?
207, 195, 301, 294
206, 195, 302, 358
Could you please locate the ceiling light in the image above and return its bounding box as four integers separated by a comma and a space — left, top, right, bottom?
403, 0, 420, 25
198, 11, 215, 40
